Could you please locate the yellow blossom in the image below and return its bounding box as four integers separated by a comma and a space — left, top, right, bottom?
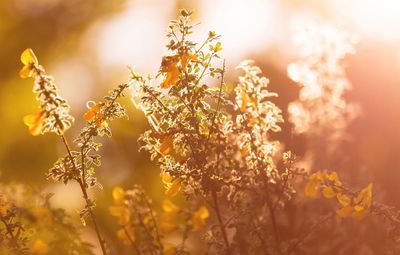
159, 221, 177, 233
117, 227, 135, 245
30, 239, 49, 254
19, 48, 38, 79
109, 186, 130, 225
163, 243, 177, 255
188, 206, 209, 231
112, 186, 126, 204
305, 171, 324, 198
352, 183, 373, 221
23, 112, 44, 136
162, 173, 181, 197
83, 101, 108, 128
159, 135, 174, 155
160, 56, 179, 89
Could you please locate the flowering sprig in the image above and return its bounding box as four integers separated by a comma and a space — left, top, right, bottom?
20, 48, 134, 255
305, 170, 373, 220
20, 48, 74, 136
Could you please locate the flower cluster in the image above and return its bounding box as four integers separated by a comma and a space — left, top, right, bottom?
305, 170, 373, 221
20, 48, 74, 136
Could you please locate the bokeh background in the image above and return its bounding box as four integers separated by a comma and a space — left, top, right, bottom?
1, 0, 400, 253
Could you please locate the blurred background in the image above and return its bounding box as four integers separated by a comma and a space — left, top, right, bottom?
1, 0, 400, 253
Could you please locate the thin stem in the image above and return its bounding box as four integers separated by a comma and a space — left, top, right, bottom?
123, 226, 141, 255
211, 190, 231, 255
206, 60, 225, 146
144, 199, 164, 255
60, 134, 108, 255
287, 213, 333, 254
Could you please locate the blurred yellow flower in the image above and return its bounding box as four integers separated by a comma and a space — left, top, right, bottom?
109, 186, 130, 225
116, 227, 135, 246
23, 112, 43, 136
305, 171, 324, 198
30, 239, 49, 254
188, 206, 209, 231
162, 173, 181, 197
163, 243, 177, 255
19, 48, 38, 79
160, 56, 179, 89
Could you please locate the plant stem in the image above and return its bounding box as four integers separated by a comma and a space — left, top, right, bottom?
211, 190, 231, 255
123, 225, 141, 255
287, 213, 333, 254
60, 134, 108, 255
0, 216, 19, 250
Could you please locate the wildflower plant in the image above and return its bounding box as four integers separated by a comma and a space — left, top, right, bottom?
20, 47, 134, 255
131, 10, 303, 254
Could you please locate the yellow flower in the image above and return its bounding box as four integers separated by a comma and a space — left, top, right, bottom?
161, 199, 180, 222
109, 186, 130, 225
163, 243, 177, 255
159, 52, 199, 89
23, 112, 43, 136
30, 239, 49, 254
162, 173, 181, 197
322, 186, 336, 199
83, 101, 108, 128
335, 184, 373, 221
160, 56, 179, 89
19, 48, 38, 79
352, 183, 373, 221
188, 206, 209, 231
112, 186, 126, 204
159, 221, 177, 233
117, 227, 135, 245
159, 135, 174, 155
326, 171, 341, 186
109, 205, 130, 225
305, 171, 324, 198
180, 51, 199, 71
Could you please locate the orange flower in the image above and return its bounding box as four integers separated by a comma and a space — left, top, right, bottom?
181, 52, 199, 71
188, 206, 209, 231
159, 52, 199, 89
83, 101, 108, 128
160, 56, 179, 89
159, 135, 174, 155
23, 112, 43, 136
19, 48, 38, 79
162, 173, 181, 197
